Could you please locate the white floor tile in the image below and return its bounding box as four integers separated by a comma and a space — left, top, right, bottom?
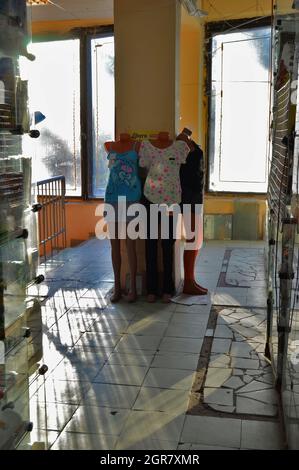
143, 367, 196, 390
50, 360, 104, 382
116, 438, 178, 450
32, 240, 280, 451
101, 309, 136, 321
181, 416, 242, 448
205, 367, 232, 387
159, 337, 203, 354
214, 325, 234, 339
29, 402, 77, 431
117, 410, 185, 448
94, 364, 149, 386
209, 354, 230, 369
51, 431, 117, 450
211, 338, 232, 354
30, 378, 89, 405
165, 323, 206, 339
135, 310, 174, 323
75, 332, 121, 349
88, 318, 130, 335
204, 387, 234, 406
63, 405, 130, 436
236, 397, 277, 416
174, 304, 211, 314
19, 430, 59, 450
213, 293, 247, 306
126, 321, 168, 337
171, 313, 209, 325
178, 443, 238, 450
241, 420, 283, 449
133, 387, 190, 414
115, 335, 162, 352
107, 352, 155, 367
82, 383, 140, 409
151, 352, 199, 371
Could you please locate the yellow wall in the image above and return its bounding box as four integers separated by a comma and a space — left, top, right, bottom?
180, 0, 295, 150
202, 0, 293, 21
205, 195, 267, 240
32, 18, 113, 35
32, 0, 295, 243
180, 0, 275, 150
180, 15, 202, 143
114, 0, 181, 137
179, 0, 297, 239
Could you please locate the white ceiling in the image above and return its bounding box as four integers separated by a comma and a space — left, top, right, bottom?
30, 0, 113, 22
29, 0, 199, 26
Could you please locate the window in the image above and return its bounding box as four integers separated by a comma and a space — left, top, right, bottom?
209, 26, 271, 193
90, 35, 115, 198
23, 33, 115, 198
26, 39, 81, 196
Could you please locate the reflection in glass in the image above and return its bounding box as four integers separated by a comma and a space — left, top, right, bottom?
23, 40, 81, 196
91, 36, 115, 198
209, 27, 271, 193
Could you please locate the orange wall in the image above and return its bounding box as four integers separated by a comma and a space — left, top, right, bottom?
65, 200, 105, 247
180, 22, 202, 143
32, 18, 113, 35
37, 198, 105, 252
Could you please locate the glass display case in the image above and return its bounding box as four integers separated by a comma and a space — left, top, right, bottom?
267, 0, 299, 450
0, 0, 41, 450
283, 0, 299, 447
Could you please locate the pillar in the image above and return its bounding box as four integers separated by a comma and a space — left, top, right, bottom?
113, 0, 183, 293
114, 0, 181, 137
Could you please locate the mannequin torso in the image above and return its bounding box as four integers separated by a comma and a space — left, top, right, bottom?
178, 128, 204, 206
176, 131, 195, 152
104, 133, 142, 204
105, 133, 141, 153
149, 132, 173, 149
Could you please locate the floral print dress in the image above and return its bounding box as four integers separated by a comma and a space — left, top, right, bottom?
139, 140, 190, 206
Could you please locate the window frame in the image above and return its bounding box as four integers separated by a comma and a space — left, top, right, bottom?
205, 16, 273, 196
32, 25, 114, 200
85, 30, 115, 199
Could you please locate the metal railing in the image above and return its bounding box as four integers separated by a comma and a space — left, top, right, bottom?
37, 176, 66, 261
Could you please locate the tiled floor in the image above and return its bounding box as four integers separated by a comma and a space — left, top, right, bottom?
202, 307, 277, 416
22, 239, 284, 450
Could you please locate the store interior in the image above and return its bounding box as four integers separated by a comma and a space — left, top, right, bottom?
0, 0, 299, 451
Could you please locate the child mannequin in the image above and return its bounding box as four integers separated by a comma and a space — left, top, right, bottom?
104, 134, 141, 303
139, 132, 190, 303
177, 128, 208, 295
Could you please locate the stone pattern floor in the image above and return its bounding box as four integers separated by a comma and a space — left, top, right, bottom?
202, 307, 277, 416
20, 240, 284, 450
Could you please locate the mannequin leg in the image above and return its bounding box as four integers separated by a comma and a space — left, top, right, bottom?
161, 238, 175, 302
125, 238, 137, 302
161, 214, 175, 302
145, 199, 158, 302
183, 212, 208, 295
146, 238, 158, 300
110, 227, 122, 302
183, 250, 207, 295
